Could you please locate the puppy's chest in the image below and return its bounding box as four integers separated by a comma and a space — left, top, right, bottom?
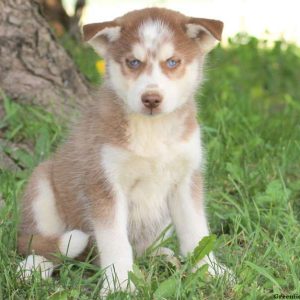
107, 117, 200, 199
104, 139, 195, 199
100, 116, 201, 247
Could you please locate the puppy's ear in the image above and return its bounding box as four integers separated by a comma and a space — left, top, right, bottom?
185, 18, 223, 53
82, 21, 121, 57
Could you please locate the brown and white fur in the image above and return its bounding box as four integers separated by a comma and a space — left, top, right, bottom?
17, 7, 228, 295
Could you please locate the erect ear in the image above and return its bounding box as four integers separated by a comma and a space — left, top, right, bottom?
82, 21, 121, 57
185, 18, 223, 53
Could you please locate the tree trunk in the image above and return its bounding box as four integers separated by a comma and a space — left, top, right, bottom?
0, 0, 92, 116
0, 0, 93, 171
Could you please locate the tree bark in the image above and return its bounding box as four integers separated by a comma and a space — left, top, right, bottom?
0, 0, 93, 171
0, 0, 92, 117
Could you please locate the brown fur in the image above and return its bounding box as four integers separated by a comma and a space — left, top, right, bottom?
107, 8, 200, 76
18, 234, 60, 261
84, 8, 223, 77
18, 86, 128, 256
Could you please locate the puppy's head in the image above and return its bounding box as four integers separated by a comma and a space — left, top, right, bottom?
83, 8, 223, 116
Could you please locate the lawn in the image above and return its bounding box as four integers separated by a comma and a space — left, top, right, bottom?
0, 34, 300, 299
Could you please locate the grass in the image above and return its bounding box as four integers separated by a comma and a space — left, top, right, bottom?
1, 33, 300, 299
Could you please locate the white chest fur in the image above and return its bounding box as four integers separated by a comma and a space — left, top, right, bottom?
100, 113, 202, 254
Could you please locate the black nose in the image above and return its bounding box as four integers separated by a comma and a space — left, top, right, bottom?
141, 93, 162, 109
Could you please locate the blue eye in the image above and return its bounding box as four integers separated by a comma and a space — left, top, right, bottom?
166, 58, 180, 68
127, 59, 142, 69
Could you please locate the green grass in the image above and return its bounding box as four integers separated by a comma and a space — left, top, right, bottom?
1, 34, 300, 299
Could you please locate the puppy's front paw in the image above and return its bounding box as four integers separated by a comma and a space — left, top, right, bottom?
100, 268, 136, 298
100, 280, 135, 298
195, 256, 236, 284
208, 262, 235, 282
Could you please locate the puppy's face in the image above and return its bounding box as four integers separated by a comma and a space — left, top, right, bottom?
107, 20, 203, 116
83, 8, 223, 116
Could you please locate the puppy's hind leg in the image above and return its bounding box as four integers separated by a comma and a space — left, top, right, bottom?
17, 234, 58, 280
17, 230, 90, 280
17, 254, 55, 280
18, 161, 90, 280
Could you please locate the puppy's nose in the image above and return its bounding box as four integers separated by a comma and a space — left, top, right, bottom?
141, 93, 162, 109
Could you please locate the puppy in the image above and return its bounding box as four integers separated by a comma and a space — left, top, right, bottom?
17, 7, 226, 295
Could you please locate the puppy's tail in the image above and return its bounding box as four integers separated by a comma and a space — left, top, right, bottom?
17, 230, 90, 280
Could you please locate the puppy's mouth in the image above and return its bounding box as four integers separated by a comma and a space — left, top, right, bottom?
142, 107, 162, 116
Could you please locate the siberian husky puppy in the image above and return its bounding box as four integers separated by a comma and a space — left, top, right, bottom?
17, 7, 228, 295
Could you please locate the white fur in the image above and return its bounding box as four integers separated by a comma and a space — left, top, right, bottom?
138, 20, 173, 50
186, 23, 207, 38
108, 57, 202, 115
185, 23, 217, 52
94, 189, 134, 294
100, 116, 202, 256
59, 230, 89, 258
168, 165, 234, 279
88, 26, 121, 57
157, 42, 174, 61
132, 43, 146, 62
97, 114, 209, 293
127, 112, 186, 156
151, 247, 175, 257
32, 178, 65, 236
18, 255, 54, 280
99, 26, 121, 42
169, 174, 209, 255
